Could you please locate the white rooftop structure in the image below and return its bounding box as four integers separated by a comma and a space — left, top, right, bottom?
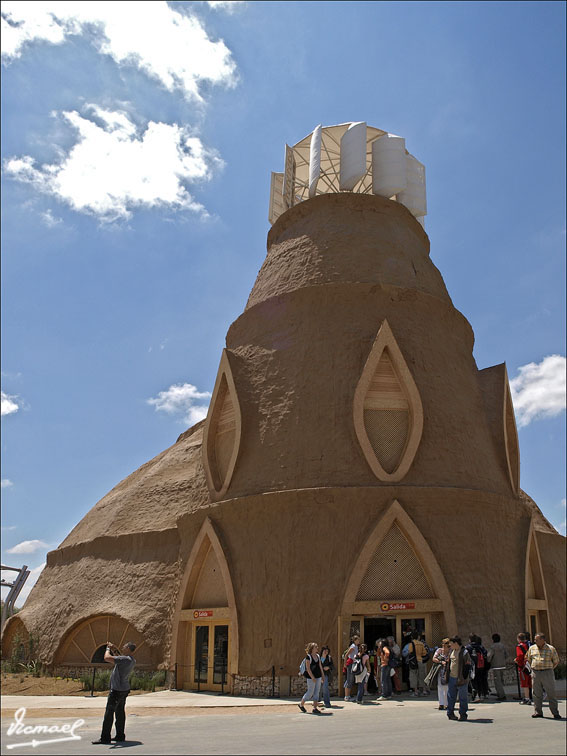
269, 122, 426, 227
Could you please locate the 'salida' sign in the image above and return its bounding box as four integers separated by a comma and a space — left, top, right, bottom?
380, 602, 415, 612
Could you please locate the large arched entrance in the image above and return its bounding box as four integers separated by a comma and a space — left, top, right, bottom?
525, 520, 551, 642
339, 500, 457, 688
171, 517, 238, 692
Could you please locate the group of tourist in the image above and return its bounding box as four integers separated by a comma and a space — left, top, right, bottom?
298, 631, 562, 722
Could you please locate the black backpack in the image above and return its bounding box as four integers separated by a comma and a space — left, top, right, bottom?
407, 642, 418, 670
388, 650, 399, 668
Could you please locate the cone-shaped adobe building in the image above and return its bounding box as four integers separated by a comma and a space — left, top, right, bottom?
4, 123, 565, 695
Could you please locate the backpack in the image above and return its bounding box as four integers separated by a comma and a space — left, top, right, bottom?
407, 643, 418, 670
473, 647, 485, 669
421, 645, 431, 663
299, 655, 310, 677
388, 650, 399, 668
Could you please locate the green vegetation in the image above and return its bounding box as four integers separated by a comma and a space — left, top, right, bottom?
80, 669, 111, 691
80, 668, 167, 692
1, 631, 43, 675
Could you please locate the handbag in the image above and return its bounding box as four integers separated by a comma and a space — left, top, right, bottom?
351, 658, 363, 675
424, 662, 441, 688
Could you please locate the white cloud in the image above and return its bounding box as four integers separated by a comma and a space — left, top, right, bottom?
1, 479, 14, 488
1, 391, 20, 416
510, 355, 566, 428
147, 382, 211, 426
4, 108, 223, 221
1, 1, 237, 101
1, 525, 17, 531
41, 209, 63, 227
6, 540, 50, 555
207, 1, 246, 12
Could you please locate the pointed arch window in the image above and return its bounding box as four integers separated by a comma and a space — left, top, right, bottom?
354, 321, 423, 482
356, 522, 435, 601
525, 523, 551, 643
526, 531, 545, 601
341, 499, 458, 636
203, 350, 242, 500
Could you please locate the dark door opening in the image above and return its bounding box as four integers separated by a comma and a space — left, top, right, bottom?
364, 616, 395, 653
400, 617, 426, 644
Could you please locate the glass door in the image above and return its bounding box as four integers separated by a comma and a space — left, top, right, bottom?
192, 623, 230, 691
213, 625, 229, 687
193, 625, 209, 685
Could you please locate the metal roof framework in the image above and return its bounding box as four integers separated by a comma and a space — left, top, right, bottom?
269, 122, 426, 227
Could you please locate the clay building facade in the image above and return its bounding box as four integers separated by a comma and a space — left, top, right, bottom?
3, 124, 565, 695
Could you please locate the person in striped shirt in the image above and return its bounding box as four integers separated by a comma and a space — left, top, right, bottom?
525, 633, 562, 720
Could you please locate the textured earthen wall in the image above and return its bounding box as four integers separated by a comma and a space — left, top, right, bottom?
247, 193, 449, 309
176, 486, 532, 677
9, 528, 182, 665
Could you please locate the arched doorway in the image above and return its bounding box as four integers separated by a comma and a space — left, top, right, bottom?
171, 517, 238, 692
339, 500, 457, 688
525, 520, 551, 641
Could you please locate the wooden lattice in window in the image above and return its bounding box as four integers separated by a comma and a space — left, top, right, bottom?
356, 523, 435, 601
364, 407, 409, 474
203, 350, 242, 500
214, 386, 236, 483
354, 321, 423, 482
430, 612, 445, 647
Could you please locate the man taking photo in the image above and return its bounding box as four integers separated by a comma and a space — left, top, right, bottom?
92, 641, 136, 744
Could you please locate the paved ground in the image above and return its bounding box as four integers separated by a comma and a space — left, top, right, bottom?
2, 685, 566, 755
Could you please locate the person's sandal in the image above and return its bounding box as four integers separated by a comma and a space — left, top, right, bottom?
312, 708, 322, 714
297, 703, 306, 712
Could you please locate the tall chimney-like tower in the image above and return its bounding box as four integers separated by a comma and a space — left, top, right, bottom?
6, 123, 564, 699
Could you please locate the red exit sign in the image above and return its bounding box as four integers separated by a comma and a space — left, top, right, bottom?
193, 610, 213, 618
380, 602, 415, 611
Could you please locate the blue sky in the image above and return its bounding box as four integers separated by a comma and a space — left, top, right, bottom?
1, 1, 565, 603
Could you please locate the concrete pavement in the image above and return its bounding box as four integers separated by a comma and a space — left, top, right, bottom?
2, 684, 566, 755
2, 679, 565, 715
1, 689, 290, 713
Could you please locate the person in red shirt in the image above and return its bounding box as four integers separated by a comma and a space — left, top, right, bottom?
515, 632, 532, 705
